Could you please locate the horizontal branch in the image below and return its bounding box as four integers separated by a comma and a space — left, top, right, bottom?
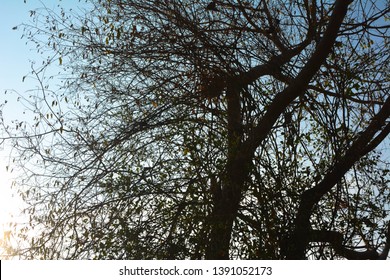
310, 222, 390, 259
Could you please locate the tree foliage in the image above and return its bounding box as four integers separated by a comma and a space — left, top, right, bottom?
2, 0, 390, 259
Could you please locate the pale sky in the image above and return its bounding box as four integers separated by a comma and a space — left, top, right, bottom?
0, 0, 39, 238
0, 0, 85, 255
1, 0, 84, 119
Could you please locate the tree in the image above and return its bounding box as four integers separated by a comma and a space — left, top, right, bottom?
2, 0, 390, 259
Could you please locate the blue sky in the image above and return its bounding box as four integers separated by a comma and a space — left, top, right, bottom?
0, 1, 66, 95
0, 1, 84, 118
0, 0, 86, 249
0, 0, 86, 146
0, 1, 30, 73
0, 1, 34, 98
0, 0, 37, 246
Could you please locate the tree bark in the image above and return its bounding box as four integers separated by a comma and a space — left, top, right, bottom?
206, 82, 248, 259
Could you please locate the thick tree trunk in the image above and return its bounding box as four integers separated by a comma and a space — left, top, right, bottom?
206, 83, 247, 259
205, 185, 242, 259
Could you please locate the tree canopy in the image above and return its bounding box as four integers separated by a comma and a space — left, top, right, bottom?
2, 0, 390, 259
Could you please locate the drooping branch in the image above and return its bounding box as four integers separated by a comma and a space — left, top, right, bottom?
310, 222, 390, 259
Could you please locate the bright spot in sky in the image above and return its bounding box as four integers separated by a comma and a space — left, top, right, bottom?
0, 160, 17, 255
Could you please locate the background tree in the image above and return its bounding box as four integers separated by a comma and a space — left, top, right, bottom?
2, 0, 390, 259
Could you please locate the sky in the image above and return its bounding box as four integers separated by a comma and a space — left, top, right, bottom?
0, 0, 37, 244
0, 0, 86, 256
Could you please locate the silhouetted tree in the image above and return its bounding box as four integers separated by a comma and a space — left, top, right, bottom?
2, 0, 390, 259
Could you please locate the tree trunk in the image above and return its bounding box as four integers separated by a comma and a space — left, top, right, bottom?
206, 83, 247, 259
206, 185, 242, 259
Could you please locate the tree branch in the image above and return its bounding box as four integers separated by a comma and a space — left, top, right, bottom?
287, 95, 390, 259
310, 222, 390, 259
241, 0, 353, 161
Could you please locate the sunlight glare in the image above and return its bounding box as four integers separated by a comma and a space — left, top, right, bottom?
0, 160, 21, 254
